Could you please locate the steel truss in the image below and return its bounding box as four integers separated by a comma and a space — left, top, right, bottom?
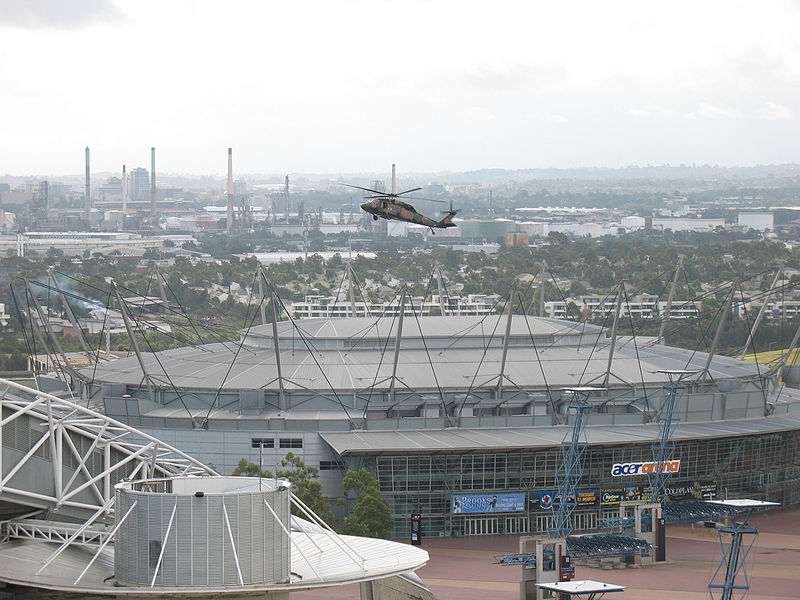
649, 370, 696, 504
0, 378, 216, 519
708, 502, 777, 600
4, 518, 110, 547
549, 387, 601, 538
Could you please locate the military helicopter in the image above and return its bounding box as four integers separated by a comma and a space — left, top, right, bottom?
344, 165, 459, 233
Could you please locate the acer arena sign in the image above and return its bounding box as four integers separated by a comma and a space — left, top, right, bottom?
611, 460, 680, 476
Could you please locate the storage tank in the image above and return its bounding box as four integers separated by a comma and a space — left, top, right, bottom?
114, 476, 290, 587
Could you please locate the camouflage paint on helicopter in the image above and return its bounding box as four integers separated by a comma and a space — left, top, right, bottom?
360, 197, 458, 231
343, 172, 459, 233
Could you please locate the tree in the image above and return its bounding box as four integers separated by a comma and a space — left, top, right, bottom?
342, 467, 379, 499
340, 468, 393, 539
342, 494, 393, 539
276, 452, 334, 525
231, 458, 271, 478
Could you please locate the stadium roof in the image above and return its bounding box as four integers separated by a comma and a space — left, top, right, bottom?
83, 316, 761, 392
320, 413, 800, 455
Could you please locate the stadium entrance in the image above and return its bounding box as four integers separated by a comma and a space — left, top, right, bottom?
465, 517, 499, 535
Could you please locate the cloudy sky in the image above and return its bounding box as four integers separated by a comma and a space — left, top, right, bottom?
1, 0, 800, 175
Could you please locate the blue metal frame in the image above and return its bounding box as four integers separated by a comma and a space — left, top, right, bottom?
649, 372, 690, 504
549, 390, 594, 538
708, 506, 760, 600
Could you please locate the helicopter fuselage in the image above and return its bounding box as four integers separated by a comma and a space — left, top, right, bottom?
360, 199, 455, 229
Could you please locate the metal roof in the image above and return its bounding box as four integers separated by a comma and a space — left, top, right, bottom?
320, 413, 800, 455
82, 316, 761, 393
0, 533, 428, 595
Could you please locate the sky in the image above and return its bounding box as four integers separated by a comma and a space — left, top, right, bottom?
2, 0, 800, 176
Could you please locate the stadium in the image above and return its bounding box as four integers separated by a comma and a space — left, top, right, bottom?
75, 301, 800, 539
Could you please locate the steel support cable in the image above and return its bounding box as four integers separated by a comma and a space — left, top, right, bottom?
9, 283, 38, 386
339, 298, 398, 353
548, 266, 578, 321
519, 295, 556, 413
681, 287, 731, 373
541, 286, 619, 353
622, 283, 650, 411
634, 288, 726, 353
326, 265, 350, 316
361, 304, 399, 425
21, 283, 74, 394
53, 270, 250, 341
348, 266, 374, 317
455, 286, 508, 419
438, 279, 518, 355
33, 277, 232, 355
419, 269, 437, 314
711, 279, 800, 359
577, 286, 616, 387
88, 289, 114, 389
516, 277, 538, 316
615, 272, 793, 354
272, 294, 356, 428
404, 287, 451, 426
119, 295, 197, 423
737, 285, 769, 410
155, 268, 245, 353
201, 291, 266, 425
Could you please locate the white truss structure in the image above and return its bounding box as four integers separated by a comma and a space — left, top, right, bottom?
0, 378, 430, 596
4, 518, 110, 546
0, 378, 216, 518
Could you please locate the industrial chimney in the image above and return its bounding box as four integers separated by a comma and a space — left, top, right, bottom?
284, 175, 290, 223
85, 146, 91, 225
150, 147, 157, 221
122, 164, 127, 230
391, 163, 396, 195
226, 148, 234, 233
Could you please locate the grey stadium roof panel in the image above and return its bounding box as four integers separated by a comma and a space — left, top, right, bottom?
83, 315, 762, 392
320, 413, 800, 455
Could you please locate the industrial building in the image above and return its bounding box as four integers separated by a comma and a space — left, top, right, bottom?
78, 312, 800, 538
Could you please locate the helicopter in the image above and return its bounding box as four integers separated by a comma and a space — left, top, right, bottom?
343, 165, 459, 233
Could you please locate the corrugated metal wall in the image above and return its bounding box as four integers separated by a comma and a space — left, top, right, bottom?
114, 486, 289, 587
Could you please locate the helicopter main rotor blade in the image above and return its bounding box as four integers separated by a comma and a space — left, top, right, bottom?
399, 196, 447, 204
341, 183, 389, 195
393, 187, 423, 196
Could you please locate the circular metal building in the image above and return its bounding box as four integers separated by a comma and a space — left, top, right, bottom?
82, 315, 800, 537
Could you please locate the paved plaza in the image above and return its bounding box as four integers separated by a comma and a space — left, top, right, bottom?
293, 506, 800, 600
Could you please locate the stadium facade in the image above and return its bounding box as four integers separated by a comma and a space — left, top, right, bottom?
82, 315, 800, 537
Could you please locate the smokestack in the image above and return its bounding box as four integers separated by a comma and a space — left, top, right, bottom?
226, 148, 234, 233
284, 175, 290, 223
85, 146, 91, 224
391, 163, 396, 195
150, 147, 157, 220
122, 164, 127, 230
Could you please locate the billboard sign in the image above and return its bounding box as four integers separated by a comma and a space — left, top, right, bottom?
611, 460, 680, 476
451, 493, 526, 514
531, 489, 599, 509
665, 481, 717, 501
601, 486, 641, 505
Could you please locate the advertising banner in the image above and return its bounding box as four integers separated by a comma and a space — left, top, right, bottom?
451, 493, 526, 514
600, 486, 641, 505
530, 489, 599, 509
665, 481, 717, 501
575, 489, 599, 506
